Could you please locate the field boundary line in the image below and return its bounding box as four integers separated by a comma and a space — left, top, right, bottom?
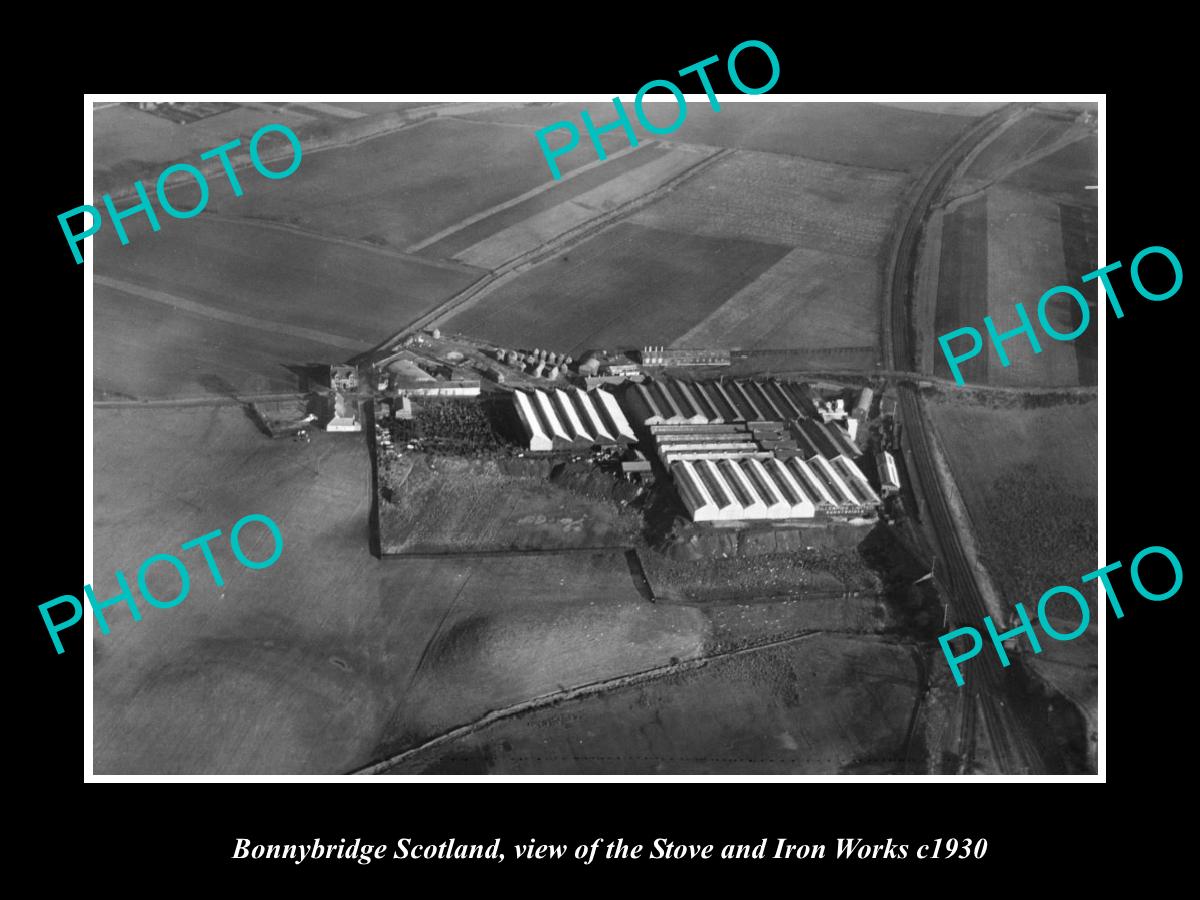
356, 146, 735, 364
96, 274, 372, 352
94, 391, 306, 409
98, 112, 440, 203
351, 628, 825, 774
198, 212, 484, 277
405, 142, 652, 253
352, 627, 928, 775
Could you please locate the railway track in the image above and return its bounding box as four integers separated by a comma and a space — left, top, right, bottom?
885, 103, 1047, 774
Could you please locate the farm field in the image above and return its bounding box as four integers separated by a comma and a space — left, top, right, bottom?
93, 215, 477, 398
928, 113, 1098, 387
451, 145, 720, 270
923, 391, 1098, 605
380, 634, 923, 774
207, 117, 623, 250
379, 455, 642, 553
94, 280, 367, 398
1003, 136, 1098, 204
636, 151, 906, 353
93, 405, 707, 773
630, 150, 908, 256
443, 222, 791, 355
464, 102, 980, 172
415, 143, 678, 260
965, 112, 1073, 181
984, 186, 1086, 387
933, 196, 990, 384
673, 247, 881, 353
95, 104, 317, 190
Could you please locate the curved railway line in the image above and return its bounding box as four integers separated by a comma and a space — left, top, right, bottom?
884, 103, 1047, 774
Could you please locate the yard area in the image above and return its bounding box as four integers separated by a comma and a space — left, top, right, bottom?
379, 455, 642, 554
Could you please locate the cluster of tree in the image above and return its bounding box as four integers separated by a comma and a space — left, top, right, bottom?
390, 400, 503, 455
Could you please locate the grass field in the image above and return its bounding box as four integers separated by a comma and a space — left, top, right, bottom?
464, 102, 978, 172
630, 150, 907, 257
673, 247, 881, 353
93, 216, 477, 398
381, 634, 922, 774
443, 222, 791, 355
93, 405, 711, 773
95, 104, 317, 190
379, 455, 641, 553
94, 280, 366, 398
924, 392, 1098, 602
924, 391, 1097, 765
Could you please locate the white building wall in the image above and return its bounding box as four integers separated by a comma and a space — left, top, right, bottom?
534, 390, 571, 442
768, 458, 816, 517
678, 460, 718, 522
514, 391, 553, 451
596, 390, 636, 441
575, 390, 614, 442
554, 389, 592, 442
744, 458, 790, 518
719, 460, 766, 519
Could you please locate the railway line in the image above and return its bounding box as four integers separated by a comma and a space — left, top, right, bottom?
885, 103, 1047, 773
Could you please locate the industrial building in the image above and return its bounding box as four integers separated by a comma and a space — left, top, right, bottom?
512, 387, 635, 451
327, 365, 361, 432
641, 347, 731, 367
877, 450, 901, 494
643, 417, 879, 521
631, 377, 813, 426
670, 456, 819, 521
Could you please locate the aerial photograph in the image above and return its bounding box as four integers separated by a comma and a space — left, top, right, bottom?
89, 97, 1098, 775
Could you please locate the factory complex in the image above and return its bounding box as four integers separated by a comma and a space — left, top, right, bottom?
344, 330, 897, 528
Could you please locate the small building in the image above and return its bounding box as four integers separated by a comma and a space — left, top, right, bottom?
877, 450, 901, 494
852, 386, 875, 422
825, 421, 863, 459
621, 449, 653, 480
641, 346, 731, 367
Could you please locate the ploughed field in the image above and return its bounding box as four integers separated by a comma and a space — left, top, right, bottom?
927, 107, 1098, 387
444, 222, 791, 356
443, 104, 976, 358
463, 101, 982, 173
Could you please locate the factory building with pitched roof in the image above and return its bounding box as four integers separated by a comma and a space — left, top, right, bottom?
512, 387, 634, 451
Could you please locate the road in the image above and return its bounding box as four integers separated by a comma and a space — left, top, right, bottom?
884, 103, 1048, 774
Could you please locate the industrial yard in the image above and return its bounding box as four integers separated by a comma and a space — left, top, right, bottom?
91, 99, 1098, 775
